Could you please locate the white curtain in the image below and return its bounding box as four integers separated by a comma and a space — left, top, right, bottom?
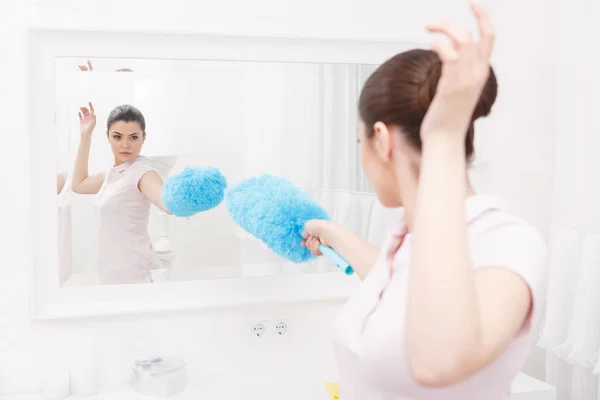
240, 62, 360, 189
537, 0, 600, 398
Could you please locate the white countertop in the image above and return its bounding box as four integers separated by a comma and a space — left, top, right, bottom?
1, 373, 555, 400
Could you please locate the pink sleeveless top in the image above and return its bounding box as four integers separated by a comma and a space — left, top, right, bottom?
94, 156, 160, 285
332, 195, 548, 400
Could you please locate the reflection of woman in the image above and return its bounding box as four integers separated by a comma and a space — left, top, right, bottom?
57, 172, 72, 284
71, 102, 170, 285
77, 59, 133, 73
302, 3, 547, 399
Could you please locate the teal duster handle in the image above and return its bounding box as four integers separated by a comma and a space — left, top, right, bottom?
318, 245, 354, 275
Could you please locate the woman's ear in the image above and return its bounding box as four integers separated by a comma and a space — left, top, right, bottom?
372, 122, 393, 162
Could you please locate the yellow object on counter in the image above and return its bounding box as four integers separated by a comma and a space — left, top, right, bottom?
325, 382, 340, 400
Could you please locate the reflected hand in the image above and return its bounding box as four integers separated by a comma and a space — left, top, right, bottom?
78, 102, 96, 136
421, 0, 495, 140
301, 219, 331, 257
78, 60, 93, 71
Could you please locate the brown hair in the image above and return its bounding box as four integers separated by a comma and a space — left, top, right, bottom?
358, 49, 498, 162
107, 104, 146, 134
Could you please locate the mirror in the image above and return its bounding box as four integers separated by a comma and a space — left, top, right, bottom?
54, 57, 383, 287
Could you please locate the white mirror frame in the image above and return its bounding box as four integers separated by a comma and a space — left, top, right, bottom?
28, 28, 426, 320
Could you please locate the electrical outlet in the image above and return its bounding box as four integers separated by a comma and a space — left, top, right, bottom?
251, 321, 267, 339
273, 320, 290, 339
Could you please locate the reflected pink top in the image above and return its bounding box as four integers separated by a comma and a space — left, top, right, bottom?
94, 156, 160, 285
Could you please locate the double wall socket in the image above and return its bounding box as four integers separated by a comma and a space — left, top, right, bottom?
250, 319, 290, 341
251, 321, 267, 338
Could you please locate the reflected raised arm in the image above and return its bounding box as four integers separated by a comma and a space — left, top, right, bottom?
71, 102, 105, 195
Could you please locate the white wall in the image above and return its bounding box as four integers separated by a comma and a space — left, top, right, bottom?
0, 0, 555, 394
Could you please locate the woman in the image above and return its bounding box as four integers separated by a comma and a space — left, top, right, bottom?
72, 103, 170, 285
302, 2, 547, 399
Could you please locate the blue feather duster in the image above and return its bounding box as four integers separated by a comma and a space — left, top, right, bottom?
225, 174, 353, 274
162, 167, 227, 217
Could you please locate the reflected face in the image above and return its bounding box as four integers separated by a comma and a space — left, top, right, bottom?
107, 121, 145, 165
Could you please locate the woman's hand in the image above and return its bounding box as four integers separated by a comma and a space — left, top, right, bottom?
301, 219, 333, 257
303, 219, 380, 280
420, 0, 495, 141
78, 102, 96, 137
72, 101, 104, 195
78, 60, 93, 71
